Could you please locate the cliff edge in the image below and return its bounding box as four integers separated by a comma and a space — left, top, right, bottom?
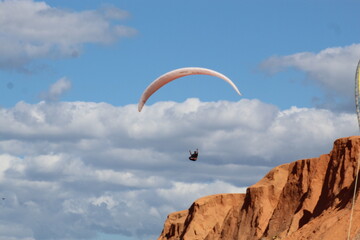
158, 136, 360, 240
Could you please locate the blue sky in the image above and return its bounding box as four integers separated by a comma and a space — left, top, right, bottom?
0, 1, 360, 240
3, 0, 360, 110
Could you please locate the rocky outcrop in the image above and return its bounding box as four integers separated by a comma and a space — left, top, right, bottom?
158, 136, 360, 240
160, 194, 245, 240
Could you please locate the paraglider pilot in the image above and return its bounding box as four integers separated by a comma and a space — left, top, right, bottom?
189, 149, 198, 161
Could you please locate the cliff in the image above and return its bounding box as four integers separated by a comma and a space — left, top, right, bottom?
158, 136, 360, 240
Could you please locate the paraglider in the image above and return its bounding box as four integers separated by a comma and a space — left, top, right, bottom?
355, 60, 360, 128
189, 149, 198, 161
138, 67, 241, 112
349, 59, 360, 240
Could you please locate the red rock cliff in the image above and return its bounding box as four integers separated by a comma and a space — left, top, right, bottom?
158, 136, 360, 240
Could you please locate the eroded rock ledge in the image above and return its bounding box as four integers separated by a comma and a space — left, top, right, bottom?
158, 136, 360, 240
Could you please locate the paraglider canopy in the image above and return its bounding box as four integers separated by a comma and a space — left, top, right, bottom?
138, 67, 241, 112
355, 60, 360, 128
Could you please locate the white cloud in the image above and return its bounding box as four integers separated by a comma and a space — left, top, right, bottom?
39, 77, 72, 101
0, 99, 357, 239
90, 195, 119, 210
260, 44, 360, 110
157, 181, 247, 209
100, 5, 130, 20
0, 223, 34, 240
0, 0, 136, 71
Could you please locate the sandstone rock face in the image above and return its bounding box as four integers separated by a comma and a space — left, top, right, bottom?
159, 194, 245, 240
158, 136, 360, 240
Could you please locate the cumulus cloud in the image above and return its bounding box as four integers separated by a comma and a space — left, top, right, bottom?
0, 0, 136, 71
260, 44, 360, 111
0, 98, 357, 239
39, 77, 72, 102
